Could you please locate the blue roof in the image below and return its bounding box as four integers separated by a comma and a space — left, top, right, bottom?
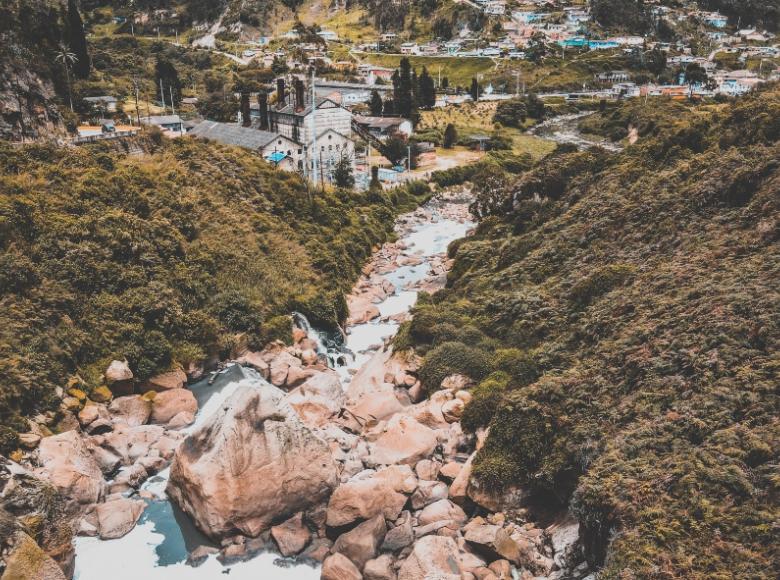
266, 152, 287, 164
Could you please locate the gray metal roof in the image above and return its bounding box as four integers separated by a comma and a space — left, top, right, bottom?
189, 121, 282, 150
140, 115, 183, 126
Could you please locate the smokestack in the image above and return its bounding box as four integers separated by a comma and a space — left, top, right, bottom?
295, 78, 305, 112
276, 78, 286, 108
258, 92, 269, 131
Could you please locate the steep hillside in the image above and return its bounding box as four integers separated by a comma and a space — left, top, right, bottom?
0, 0, 80, 140
399, 87, 779, 578
0, 135, 429, 449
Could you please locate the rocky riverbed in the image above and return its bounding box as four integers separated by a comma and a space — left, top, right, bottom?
3, 188, 587, 580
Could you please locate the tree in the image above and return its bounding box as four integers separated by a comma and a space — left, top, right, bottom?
66, 0, 90, 79
383, 136, 409, 166
470, 77, 481, 102
394, 58, 416, 119
418, 67, 436, 109
369, 90, 383, 116
526, 32, 548, 63
442, 77, 449, 91
240, 91, 251, 126
443, 123, 458, 149
646, 48, 667, 78
469, 168, 512, 219
591, 0, 650, 34
383, 99, 395, 116
332, 153, 355, 189
155, 57, 182, 106
54, 43, 77, 111
494, 98, 528, 128
684, 63, 708, 94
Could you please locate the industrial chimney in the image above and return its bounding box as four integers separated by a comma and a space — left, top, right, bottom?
257, 92, 269, 131
276, 78, 286, 108
295, 78, 305, 112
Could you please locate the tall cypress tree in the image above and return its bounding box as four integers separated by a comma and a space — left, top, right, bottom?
240, 92, 251, 126
156, 57, 182, 106
369, 90, 383, 116
67, 0, 90, 79
470, 77, 481, 102
418, 67, 436, 109
397, 58, 414, 119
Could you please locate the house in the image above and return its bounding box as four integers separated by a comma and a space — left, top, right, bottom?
83, 96, 118, 113
317, 29, 338, 42
140, 115, 184, 133
596, 71, 630, 82
703, 12, 728, 28
188, 121, 302, 171
260, 82, 356, 178
400, 43, 419, 55
353, 116, 413, 140
484, 1, 506, 16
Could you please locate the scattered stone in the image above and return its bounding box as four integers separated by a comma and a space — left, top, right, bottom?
96, 498, 145, 540
149, 388, 197, 425
441, 399, 465, 422
322, 553, 363, 580
18, 432, 41, 450
381, 514, 414, 552
105, 360, 134, 395
90, 386, 114, 404
143, 368, 187, 392
108, 395, 152, 427
398, 535, 462, 580
367, 415, 438, 467
410, 480, 449, 510
414, 459, 440, 481
364, 554, 396, 580
271, 512, 311, 557
464, 524, 523, 563
332, 514, 386, 570
439, 461, 462, 481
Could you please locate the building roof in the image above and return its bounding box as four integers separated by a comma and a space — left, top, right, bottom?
140, 115, 183, 126
354, 115, 410, 130
273, 96, 342, 117
84, 96, 117, 103
189, 121, 284, 150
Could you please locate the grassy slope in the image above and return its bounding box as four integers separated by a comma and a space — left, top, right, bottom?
0, 135, 428, 444
401, 87, 780, 578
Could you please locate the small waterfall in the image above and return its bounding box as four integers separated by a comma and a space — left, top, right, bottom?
291, 312, 353, 368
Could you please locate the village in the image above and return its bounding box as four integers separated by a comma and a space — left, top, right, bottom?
72, 0, 779, 188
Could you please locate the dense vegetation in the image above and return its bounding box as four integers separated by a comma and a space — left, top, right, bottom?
0, 134, 429, 448
399, 87, 779, 577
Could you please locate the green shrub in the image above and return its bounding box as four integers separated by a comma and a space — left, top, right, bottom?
461, 371, 510, 432
418, 341, 493, 393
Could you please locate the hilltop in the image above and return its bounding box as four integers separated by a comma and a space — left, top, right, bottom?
399, 86, 779, 577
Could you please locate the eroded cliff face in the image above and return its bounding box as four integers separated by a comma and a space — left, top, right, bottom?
0, 62, 66, 142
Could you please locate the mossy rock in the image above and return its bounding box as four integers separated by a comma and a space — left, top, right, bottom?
89, 385, 113, 404
2, 532, 66, 580
61, 397, 82, 412
66, 388, 87, 402
141, 391, 157, 402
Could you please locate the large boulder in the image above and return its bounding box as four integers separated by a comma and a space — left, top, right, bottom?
398, 536, 462, 580
417, 499, 467, 531
96, 424, 165, 465
167, 382, 338, 539
95, 498, 145, 540
108, 395, 152, 426
367, 415, 438, 467
149, 388, 197, 426
1, 532, 67, 580
332, 514, 386, 570
0, 458, 75, 576
285, 371, 346, 427
326, 467, 413, 528
105, 360, 134, 396
143, 368, 187, 392
36, 431, 105, 506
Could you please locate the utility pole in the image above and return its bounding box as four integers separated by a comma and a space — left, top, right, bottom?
407, 145, 411, 172
159, 78, 166, 113
310, 67, 319, 188
132, 77, 141, 125
169, 86, 176, 117
515, 70, 520, 96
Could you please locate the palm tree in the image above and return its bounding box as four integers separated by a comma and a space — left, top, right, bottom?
54, 43, 78, 111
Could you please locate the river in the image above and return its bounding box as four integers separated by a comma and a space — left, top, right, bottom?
73, 190, 474, 579
530, 112, 623, 152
